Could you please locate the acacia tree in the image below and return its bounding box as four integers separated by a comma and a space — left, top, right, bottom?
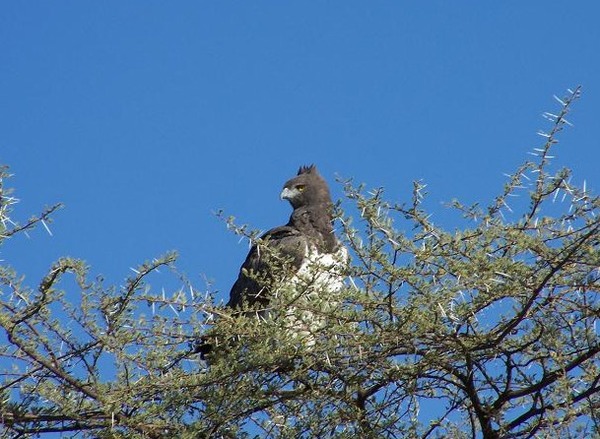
1, 87, 599, 438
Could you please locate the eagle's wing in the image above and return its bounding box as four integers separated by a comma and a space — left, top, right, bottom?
226, 226, 309, 310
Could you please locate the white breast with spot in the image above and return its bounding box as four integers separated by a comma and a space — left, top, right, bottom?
276, 244, 348, 347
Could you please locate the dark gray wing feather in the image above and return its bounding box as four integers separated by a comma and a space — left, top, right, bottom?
226, 226, 309, 309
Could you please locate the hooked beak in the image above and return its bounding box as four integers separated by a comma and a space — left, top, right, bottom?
280, 187, 298, 200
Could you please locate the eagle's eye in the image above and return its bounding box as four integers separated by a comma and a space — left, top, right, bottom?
296, 184, 306, 192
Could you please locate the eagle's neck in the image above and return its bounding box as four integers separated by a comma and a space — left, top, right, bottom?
288, 202, 338, 253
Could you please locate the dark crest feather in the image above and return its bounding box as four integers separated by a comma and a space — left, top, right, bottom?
297, 164, 317, 175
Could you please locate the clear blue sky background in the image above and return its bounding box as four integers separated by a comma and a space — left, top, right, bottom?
2, 3, 599, 312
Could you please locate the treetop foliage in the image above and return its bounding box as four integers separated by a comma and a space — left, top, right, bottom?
1, 87, 599, 438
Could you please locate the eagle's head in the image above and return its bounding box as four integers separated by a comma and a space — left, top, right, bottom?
280, 165, 332, 209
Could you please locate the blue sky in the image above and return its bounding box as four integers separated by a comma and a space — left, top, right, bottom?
2, 3, 599, 309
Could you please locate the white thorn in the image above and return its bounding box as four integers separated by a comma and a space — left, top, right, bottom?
437, 303, 447, 318
41, 219, 53, 236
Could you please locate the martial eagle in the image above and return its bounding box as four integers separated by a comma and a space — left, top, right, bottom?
199, 165, 347, 356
